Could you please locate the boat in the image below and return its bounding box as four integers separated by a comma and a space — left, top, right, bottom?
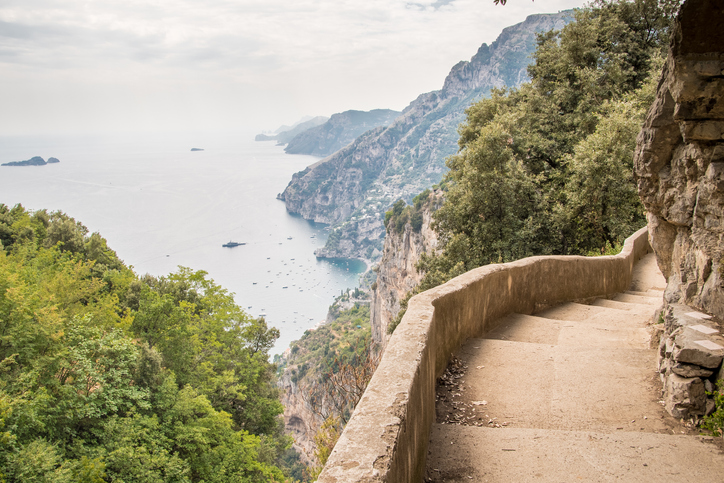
222, 241, 245, 247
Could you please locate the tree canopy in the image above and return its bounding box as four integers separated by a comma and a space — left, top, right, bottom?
0, 204, 291, 482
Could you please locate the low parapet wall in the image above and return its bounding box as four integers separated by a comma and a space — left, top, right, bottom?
318, 227, 651, 483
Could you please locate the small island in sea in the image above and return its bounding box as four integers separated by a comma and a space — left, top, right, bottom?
2, 156, 60, 167
190, 148, 204, 151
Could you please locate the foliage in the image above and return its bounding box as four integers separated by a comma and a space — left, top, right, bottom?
702, 381, 724, 438
0, 204, 289, 482
307, 416, 341, 481
383, 190, 435, 235
279, 297, 379, 478
285, 301, 372, 377
392, 0, 675, 327
298, 339, 379, 426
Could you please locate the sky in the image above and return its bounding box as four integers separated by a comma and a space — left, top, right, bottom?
0, 0, 588, 136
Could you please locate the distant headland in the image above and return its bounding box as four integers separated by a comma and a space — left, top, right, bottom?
1, 156, 60, 167
190, 148, 204, 151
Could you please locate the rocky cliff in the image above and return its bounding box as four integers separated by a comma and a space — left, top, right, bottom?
278, 366, 317, 466
284, 109, 400, 157
634, 0, 724, 419
277, 296, 373, 465
370, 193, 441, 346
279, 11, 572, 261
634, 0, 724, 319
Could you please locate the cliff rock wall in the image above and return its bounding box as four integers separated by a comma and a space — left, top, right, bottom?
634, 0, 724, 318
371, 202, 439, 346
278, 367, 318, 466
634, 0, 724, 419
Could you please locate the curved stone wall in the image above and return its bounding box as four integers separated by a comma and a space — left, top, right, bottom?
318, 227, 651, 483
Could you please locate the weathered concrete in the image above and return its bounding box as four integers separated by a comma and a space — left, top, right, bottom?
317, 227, 651, 483
426, 426, 723, 483
425, 253, 724, 481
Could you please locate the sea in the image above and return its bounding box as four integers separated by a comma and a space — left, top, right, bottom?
0, 131, 366, 355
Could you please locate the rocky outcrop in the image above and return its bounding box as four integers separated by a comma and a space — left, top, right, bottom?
634, 0, 724, 318
278, 365, 318, 466
634, 0, 724, 419
371, 197, 440, 346
2, 156, 59, 166
284, 109, 400, 157
280, 12, 572, 261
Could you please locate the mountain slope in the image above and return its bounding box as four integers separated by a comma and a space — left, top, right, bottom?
284, 109, 401, 157
255, 116, 329, 144
279, 11, 572, 261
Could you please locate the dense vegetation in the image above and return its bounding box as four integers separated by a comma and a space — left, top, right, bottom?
283, 299, 372, 385
0, 204, 293, 482
277, 294, 377, 480
383, 190, 440, 236
384, 0, 679, 334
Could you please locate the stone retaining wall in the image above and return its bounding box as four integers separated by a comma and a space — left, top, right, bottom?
318, 227, 651, 483
657, 304, 724, 419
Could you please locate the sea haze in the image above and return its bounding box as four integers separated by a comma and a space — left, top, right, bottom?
0, 132, 365, 354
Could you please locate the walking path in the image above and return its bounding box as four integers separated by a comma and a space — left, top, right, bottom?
425, 253, 724, 482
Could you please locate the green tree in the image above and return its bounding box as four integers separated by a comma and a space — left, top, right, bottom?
392, 0, 676, 333
0, 208, 290, 481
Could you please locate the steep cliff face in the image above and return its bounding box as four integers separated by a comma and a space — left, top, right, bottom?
278, 368, 317, 466
634, 0, 724, 419
284, 109, 401, 157
634, 0, 724, 318
279, 12, 572, 261
277, 297, 373, 464
370, 201, 439, 346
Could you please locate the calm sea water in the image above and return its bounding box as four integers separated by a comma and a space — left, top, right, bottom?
0, 131, 365, 354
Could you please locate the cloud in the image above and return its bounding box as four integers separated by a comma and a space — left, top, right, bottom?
0, 0, 588, 134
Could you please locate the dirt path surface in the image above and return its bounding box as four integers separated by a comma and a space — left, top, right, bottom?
425, 253, 724, 482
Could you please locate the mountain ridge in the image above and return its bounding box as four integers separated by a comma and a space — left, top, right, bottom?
284, 109, 401, 157
279, 11, 573, 261
255, 116, 329, 144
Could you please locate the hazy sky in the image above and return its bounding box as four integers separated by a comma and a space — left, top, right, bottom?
0, 0, 587, 136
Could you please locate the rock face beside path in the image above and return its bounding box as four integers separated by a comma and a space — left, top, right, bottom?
634, 0, 724, 318
634, 0, 724, 419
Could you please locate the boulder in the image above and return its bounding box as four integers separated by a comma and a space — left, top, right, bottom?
671, 327, 724, 368
664, 373, 706, 418
670, 362, 714, 378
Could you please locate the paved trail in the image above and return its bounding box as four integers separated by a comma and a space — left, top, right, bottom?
425, 253, 724, 482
